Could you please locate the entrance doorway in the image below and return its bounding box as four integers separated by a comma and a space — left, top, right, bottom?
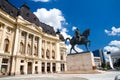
35, 66, 38, 74
41, 62, 45, 73
1, 58, 9, 75
20, 65, 24, 74
52, 63, 56, 73
47, 63, 50, 73
27, 62, 32, 74
61, 64, 65, 71
1, 65, 8, 75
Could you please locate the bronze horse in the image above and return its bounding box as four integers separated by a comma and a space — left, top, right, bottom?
66, 29, 91, 54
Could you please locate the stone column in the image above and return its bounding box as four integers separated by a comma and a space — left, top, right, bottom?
56, 62, 60, 73
44, 41, 47, 59
38, 37, 42, 58
55, 42, 60, 72
50, 42, 52, 59
24, 61, 28, 74
12, 26, 20, 55
38, 61, 41, 74
10, 26, 20, 75
44, 62, 47, 73
10, 57, 16, 75
50, 62, 53, 73
15, 58, 20, 75
32, 35, 35, 56
17, 30, 21, 55
32, 61, 35, 74
64, 62, 67, 71
25, 33, 29, 56
0, 24, 6, 53
56, 43, 60, 60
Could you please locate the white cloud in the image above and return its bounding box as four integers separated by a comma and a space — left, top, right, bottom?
34, 8, 66, 31
66, 44, 83, 54
31, 0, 50, 2
104, 46, 120, 53
109, 40, 120, 48
34, 8, 71, 40
105, 26, 120, 36
104, 40, 120, 54
61, 28, 72, 39
34, 8, 84, 54
72, 26, 77, 31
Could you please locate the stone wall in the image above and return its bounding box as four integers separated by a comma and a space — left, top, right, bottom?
66, 52, 95, 71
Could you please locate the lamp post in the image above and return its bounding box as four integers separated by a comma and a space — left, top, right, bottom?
107, 51, 114, 69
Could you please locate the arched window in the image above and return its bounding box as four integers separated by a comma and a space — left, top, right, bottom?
41, 49, 44, 58
20, 42, 24, 54
61, 53, 64, 60
27, 44, 31, 55
34, 46, 38, 56
21, 31, 25, 37
52, 50, 55, 59
46, 49, 50, 59
4, 39, 9, 52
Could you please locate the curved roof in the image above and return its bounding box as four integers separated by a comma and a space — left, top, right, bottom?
0, 0, 18, 18
0, 0, 56, 36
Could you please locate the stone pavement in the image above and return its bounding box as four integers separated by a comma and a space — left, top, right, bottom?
0, 71, 119, 80
0, 74, 88, 80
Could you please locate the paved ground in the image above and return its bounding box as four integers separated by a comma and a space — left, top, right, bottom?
77, 71, 120, 80
0, 74, 88, 80
0, 71, 120, 80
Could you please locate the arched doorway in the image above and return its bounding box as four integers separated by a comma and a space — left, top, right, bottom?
27, 62, 32, 74
47, 63, 50, 73
20, 65, 24, 74
52, 63, 56, 73
41, 62, 45, 73
61, 64, 65, 72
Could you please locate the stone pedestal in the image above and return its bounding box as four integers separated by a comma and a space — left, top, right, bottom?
66, 51, 96, 73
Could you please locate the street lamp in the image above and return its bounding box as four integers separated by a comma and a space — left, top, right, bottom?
107, 51, 114, 69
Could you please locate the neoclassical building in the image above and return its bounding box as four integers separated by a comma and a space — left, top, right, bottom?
0, 0, 67, 75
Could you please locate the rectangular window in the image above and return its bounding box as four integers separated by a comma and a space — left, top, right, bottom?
2, 59, 8, 63
1, 65, 8, 73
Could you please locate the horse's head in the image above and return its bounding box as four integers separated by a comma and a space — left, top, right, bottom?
82, 29, 90, 38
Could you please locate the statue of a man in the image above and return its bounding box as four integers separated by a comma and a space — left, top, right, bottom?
74, 28, 81, 41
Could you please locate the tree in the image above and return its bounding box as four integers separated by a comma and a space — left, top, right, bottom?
114, 58, 120, 69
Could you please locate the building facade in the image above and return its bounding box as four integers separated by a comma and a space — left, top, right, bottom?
111, 53, 120, 65
0, 0, 67, 75
92, 49, 104, 69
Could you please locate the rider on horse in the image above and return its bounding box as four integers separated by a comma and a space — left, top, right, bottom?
66, 28, 90, 54
74, 28, 81, 41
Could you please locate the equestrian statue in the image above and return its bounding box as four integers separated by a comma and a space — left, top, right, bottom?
66, 28, 91, 54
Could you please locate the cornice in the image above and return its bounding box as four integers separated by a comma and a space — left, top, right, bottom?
0, 9, 16, 24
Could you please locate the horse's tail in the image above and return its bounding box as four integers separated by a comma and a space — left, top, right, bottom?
65, 38, 71, 44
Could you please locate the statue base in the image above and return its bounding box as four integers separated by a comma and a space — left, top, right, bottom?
66, 51, 98, 73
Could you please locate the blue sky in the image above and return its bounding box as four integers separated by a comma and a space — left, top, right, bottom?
9, 0, 120, 54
